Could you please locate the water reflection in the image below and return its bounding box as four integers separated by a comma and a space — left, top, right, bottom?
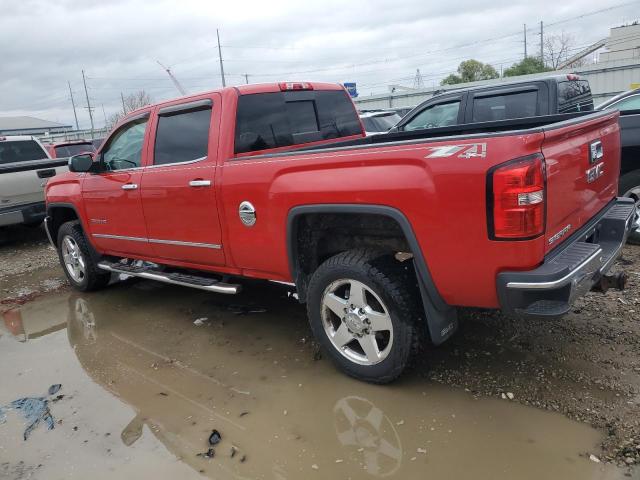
55, 282, 623, 480
334, 396, 402, 476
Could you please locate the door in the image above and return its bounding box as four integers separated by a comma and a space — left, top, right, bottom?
399, 96, 463, 131
82, 114, 151, 257
140, 97, 225, 266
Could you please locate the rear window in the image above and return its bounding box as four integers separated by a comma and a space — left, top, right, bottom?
557, 80, 593, 113
0, 140, 48, 165
54, 143, 95, 157
472, 90, 538, 122
234, 90, 362, 154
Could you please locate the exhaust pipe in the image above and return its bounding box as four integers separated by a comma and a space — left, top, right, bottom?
592, 272, 627, 293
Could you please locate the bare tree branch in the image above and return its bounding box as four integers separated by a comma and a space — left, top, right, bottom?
544, 33, 575, 70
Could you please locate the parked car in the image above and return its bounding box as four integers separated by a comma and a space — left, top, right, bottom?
598, 88, 640, 242
45, 140, 96, 159
44, 81, 634, 383
0, 136, 68, 228
359, 110, 402, 135
392, 74, 594, 132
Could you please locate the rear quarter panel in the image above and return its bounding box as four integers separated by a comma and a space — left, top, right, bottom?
220, 132, 548, 308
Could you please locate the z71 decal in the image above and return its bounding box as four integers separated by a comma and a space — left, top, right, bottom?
425, 143, 487, 159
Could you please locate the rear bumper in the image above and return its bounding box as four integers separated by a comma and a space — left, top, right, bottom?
497, 197, 636, 318
0, 202, 46, 227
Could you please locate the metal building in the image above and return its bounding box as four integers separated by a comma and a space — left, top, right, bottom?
0, 116, 72, 136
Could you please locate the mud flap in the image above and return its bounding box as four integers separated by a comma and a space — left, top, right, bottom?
417, 274, 458, 345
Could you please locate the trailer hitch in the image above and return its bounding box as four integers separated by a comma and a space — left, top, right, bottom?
591, 272, 627, 293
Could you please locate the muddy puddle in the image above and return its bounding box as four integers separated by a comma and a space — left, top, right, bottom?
0, 279, 631, 479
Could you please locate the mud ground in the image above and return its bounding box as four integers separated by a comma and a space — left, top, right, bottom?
0, 225, 639, 479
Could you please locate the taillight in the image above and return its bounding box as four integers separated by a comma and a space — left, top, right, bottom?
278, 82, 313, 91
487, 154, 546, 240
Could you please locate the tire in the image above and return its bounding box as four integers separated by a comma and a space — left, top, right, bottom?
306, 249, 418, 384
619, 171, 640, 245
56, 221, 111, 292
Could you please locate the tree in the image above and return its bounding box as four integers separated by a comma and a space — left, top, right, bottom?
106, 90, 152, 129
440, 60, 499, 85
503, 57, 552, 77
544, 33, 576, 70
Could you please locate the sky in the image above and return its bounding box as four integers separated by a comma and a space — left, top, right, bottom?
0, 0, 639, 130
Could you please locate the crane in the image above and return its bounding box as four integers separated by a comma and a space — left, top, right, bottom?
156, 61, 187, 96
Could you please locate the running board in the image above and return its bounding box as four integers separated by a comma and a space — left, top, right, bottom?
97, 260, 240, 294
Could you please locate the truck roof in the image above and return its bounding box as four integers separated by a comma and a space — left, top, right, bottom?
0, 135, 39, 142
431, 74, 585, 98
126, 82, 347, 117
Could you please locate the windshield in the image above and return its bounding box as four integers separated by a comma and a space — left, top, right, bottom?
0, 140, 48, 165
361, 113, 401, 132
54, 143, 96, 157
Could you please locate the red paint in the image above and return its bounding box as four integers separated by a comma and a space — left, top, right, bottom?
45, 83, 621, 309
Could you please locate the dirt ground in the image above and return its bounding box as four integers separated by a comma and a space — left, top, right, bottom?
1, 225, 639, 478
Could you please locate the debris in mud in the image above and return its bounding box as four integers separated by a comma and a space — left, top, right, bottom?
240, 454, 247, 463
589, 454, 601, 463
230, 446, 237, 458
227, 304, 267, 315
417, 447, 427, 454
0, 384, 61, 440
157, 392, 169, 397
193, 317, 209, 326
197, 448, 216, 459
208, 429, 221, 446
239, 411, 249, 417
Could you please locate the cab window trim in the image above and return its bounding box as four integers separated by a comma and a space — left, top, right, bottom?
98, 114, 150, 173
400, 95, 463, 131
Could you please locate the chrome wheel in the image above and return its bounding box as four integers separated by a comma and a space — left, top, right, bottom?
321, 279, 394, 366
61, 235, 86, 283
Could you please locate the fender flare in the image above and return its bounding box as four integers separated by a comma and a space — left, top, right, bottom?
45, 203, 100, 260
286, 204, 458, 345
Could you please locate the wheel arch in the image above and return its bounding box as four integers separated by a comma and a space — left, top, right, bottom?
286, 204, 458, 345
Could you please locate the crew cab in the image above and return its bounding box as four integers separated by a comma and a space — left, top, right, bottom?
44, 82, 635, 383
0, 136, 69, 228
393, 74, 594, 132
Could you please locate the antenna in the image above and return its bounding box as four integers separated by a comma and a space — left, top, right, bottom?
156, 61, 187, 96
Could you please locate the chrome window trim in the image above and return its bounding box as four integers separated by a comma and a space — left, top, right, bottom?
92, 233, 221, 249
147, 155, 208, 169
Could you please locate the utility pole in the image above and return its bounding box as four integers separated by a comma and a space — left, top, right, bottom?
121, 92, 126, 115
81, 70, 95, 138
217, 28, 226, 87
68, 80, 79, 131
244, 74, 249, 84
540, 21, 544, 65
523, 24, 527, 58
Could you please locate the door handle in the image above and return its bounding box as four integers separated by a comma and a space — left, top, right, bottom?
189, 179, 211, 187
122, 183, 138, 190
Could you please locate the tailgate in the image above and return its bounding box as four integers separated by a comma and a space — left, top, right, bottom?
541, 111, 620, 253
0, 158, 69, 208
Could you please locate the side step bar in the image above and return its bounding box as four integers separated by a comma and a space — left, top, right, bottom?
97, 260, 240, 294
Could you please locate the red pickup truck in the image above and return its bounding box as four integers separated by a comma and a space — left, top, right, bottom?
44, 82, 636, 383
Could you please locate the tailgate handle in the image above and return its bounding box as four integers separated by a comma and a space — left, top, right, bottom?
37, 169, 56, 179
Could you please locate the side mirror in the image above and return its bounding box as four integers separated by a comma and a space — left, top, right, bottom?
68, 153, 94, 173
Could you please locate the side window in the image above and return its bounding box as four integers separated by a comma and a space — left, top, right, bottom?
154, 106, 212, 165
607, 94, 640, 111
102, 118, 148, 171
472, 91, 537, 122
403, 101, 460, 131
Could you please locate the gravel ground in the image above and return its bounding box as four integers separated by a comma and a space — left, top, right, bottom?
422, 244, 640, 469
1, 224, 639, 470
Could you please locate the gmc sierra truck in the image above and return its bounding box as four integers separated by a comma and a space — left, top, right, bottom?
44, 82, 636, 383
0, 135, 69, 228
